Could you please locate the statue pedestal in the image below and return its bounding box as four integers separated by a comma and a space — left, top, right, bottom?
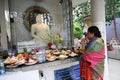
17, 40, 47, 53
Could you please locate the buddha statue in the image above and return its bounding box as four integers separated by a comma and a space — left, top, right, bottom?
31, 14, 50, 47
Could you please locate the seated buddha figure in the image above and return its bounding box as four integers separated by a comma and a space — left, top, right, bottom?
31, 14, 50, 47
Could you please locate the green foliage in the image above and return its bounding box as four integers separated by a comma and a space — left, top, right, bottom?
73, 1, 91, 25
73, 22, 83, 39
73, 0, 120, 23
48, 33, 63, 45
23, 48, 27, 52
73, 0, 120, 38
72, 1, 90, 39
105, 0, 120, 22
72, 0, 120, 39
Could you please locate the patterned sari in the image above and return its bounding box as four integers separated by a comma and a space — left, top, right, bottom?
80, 37, 105, 80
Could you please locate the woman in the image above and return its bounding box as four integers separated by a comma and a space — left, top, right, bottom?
80, 26, 105, 80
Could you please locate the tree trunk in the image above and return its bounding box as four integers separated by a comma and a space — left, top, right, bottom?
113, 16, 118, 39
113, 5, 118, 39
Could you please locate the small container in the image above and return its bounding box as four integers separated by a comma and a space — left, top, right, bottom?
36, 52, 46, 63
0, 60, 5, 75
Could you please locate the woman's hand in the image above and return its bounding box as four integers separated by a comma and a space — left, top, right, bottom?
79, 49, 85, 54
74, 49, 85, 54
80, 37, 89, 50
81, 38, 86, 50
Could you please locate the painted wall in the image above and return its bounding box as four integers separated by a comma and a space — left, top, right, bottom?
0, 0, 8, 50
9, 0, 63, 45
106, 18, 120, 42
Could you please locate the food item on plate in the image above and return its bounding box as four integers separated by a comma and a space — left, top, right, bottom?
24, 56, 29, 63
66, 50, 71, 54
25, 58, 38, 65
61, 50, 68, 55
45, 53, 57, 61
15, 59, 25, 65
23, 53, 29, 58
29, 58, 35, 63
45, 53, 52, 58
69, 52, 78, 57
59, 55, 68, 59
53, 52, 61, 55
45, 50, 52, 53
46, 55, 57, 61
17, 53, 23, 60
4, 57, 17, 64
31, 54, 38, 60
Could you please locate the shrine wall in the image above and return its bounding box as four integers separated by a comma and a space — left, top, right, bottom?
9, 0, 63, 45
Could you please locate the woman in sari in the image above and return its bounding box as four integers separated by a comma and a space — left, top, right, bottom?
80, 26, 105, 80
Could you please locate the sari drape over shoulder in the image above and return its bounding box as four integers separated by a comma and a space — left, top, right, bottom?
80, 38, 105, 80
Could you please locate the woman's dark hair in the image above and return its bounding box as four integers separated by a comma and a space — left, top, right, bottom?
88, 26, 101, 38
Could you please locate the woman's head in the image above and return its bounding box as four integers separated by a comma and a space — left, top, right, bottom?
87, 26, 101, 40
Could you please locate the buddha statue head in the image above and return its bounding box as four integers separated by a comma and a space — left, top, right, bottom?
36, 14, 43, 23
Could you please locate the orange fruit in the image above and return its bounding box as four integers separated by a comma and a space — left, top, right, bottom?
17, 53, 23, 59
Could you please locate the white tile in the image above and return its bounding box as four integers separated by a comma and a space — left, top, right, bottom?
108, 59, 120, 80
